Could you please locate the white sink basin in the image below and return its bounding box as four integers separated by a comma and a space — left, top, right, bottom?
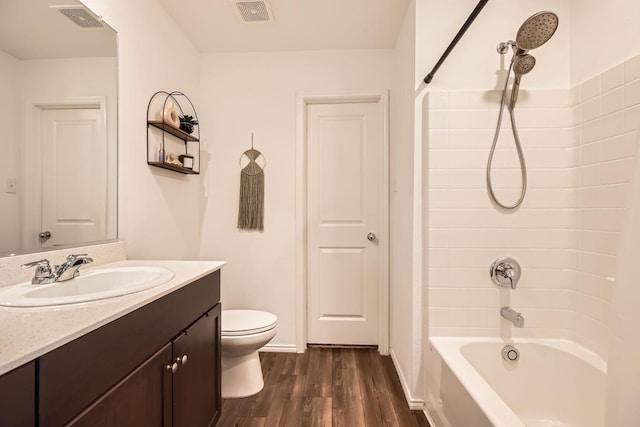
0, 266, 175, 307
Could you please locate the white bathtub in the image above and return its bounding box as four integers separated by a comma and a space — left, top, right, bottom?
430, 337, 607, 427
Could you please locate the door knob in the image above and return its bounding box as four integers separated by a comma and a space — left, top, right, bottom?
39, 231, 52, 241
367, 232, 377, 242
176, 354, 188, 365
165, 362, 178, 373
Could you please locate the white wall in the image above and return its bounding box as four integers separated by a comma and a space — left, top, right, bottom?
82, 0, 202, 260
0, 51, 22, 253
571, 0, 640, 84
198, 49, 393, 349
390, 0, 424, 405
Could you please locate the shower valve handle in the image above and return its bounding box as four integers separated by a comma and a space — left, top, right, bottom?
490, 257, 521, 290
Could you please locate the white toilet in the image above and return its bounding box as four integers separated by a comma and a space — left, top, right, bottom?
221, 309, 278, 398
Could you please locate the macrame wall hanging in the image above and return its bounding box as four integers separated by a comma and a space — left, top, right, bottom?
237, 133, 265, 231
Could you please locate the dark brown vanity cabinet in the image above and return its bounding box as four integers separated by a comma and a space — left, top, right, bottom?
68, 306, 221, 427
0, 269, 221, 427
0, 361, 36, 427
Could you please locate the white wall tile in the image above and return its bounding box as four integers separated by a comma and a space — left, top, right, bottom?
602, 111, 626, 139
571, 291, 611, 324
581, 118, 602, 144
428, 92, 450, 109
429, 110, 449, 129
444, 129, 495, 148
623, 105, 640, 133
602, 64, 625, 92
602, 87, 624, 115
448, 91, 501, 109
581, 96, 601, 122
579, 251, 618, 278
621, 157, 637, 182
581, 75, 602, 101
428, 130, 449, 148
428, 248, 449, 268
429, 288, 499, 308
624, 55, 640, 83
442, 248, 578, 269
579, 230, 621, 256
571, 272, 614, 301
601, 133, 637, 162
512, 108, 576, 128
624, 78, 640, 108
580, 208, 625, 232
579, 163, 600, 186
429, 208, 576, 229
580, 140, 601, 166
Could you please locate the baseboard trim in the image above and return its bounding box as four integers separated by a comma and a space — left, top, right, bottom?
260, 343, 298, 353
389, 348, 426, 410
424, 408, 441, 427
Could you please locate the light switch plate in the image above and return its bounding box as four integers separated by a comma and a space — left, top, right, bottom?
5, 178, 16, 194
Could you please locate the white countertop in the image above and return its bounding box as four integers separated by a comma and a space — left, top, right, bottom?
0, 259, 226, 376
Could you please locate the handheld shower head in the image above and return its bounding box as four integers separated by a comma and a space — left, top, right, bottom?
509, 54, 536, 108
515, 11, 559, 53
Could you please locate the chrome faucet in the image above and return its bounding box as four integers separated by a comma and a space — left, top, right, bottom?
54, 254, 94, 282
22, 254, 93, 284
501, 306, 525, 328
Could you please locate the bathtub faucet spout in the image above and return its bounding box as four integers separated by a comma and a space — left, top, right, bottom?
501, 306, 524, 328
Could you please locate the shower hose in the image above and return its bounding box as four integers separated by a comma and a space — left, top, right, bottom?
486, 60, 528, 210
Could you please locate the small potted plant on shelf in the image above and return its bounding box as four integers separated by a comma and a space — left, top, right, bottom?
179, 114, 198, 134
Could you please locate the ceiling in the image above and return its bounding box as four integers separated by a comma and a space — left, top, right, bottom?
157, 0, 412, 53
0, 0, 116, 60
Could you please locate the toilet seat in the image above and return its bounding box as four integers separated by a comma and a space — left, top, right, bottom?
222, 310, 277, 336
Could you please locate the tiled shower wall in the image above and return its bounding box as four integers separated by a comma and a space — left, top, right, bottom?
427, 54, 640, 358
573, 55, 640, 356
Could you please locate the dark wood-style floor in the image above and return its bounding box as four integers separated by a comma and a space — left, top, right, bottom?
217, 347, 431, 427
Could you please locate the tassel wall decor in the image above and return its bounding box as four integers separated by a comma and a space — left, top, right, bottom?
237, 133, 265, 231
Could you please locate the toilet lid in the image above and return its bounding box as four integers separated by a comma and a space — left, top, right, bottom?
222, 310, 278, 336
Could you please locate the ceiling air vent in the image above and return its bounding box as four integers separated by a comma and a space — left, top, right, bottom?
235, 1, 274, 23
51, 6, 103, 28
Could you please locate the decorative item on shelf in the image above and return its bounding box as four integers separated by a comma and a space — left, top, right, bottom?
179, 115, 198, 134
238, 133, 266, 232
158, 148, 165, 163
158, 99, 180, 129
179, 154, 194, 169
165, 153, 182, 167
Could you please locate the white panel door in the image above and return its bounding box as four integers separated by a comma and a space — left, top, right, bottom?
307, 101, 382, 345
40, 107, 107, 247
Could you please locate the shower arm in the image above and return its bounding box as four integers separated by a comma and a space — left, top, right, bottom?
423, 0, 489, 84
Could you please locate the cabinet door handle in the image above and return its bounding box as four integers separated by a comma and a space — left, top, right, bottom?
176, 354, 188, 365
165, 362, 178, 373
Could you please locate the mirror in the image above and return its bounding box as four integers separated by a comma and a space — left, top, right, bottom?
0, 0, 117, 256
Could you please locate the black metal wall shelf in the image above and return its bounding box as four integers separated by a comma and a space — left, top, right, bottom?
146, 91, 200, 175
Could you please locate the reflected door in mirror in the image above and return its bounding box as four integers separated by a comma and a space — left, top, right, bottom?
40, 105, 107, 247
